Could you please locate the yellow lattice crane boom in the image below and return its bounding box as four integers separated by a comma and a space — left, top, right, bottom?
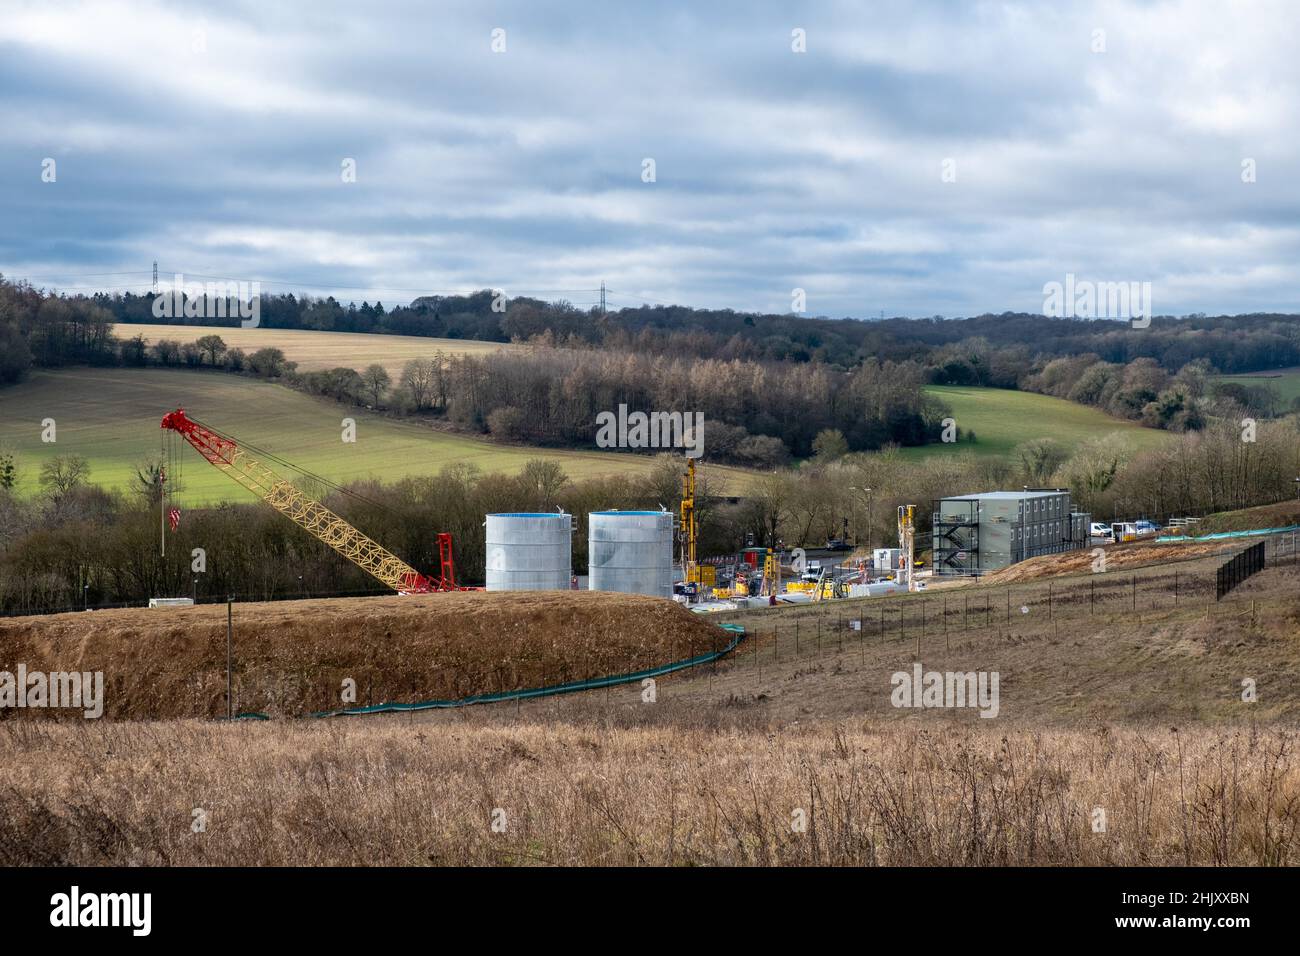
161, 408, 440, 593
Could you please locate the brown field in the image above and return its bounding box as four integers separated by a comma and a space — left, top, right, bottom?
0, 592, 730, 720
983, 538, 1240, 583
3, 538, 1299, 866
2, 719, 1296, 865
605, 554, 1300, 725
113, 324, 518, 379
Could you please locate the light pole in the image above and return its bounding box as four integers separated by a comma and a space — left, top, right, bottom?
849, 486, 859, 546
850, 486, 873, 549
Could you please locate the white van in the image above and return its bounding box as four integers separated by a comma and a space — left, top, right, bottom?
1090, 522, 1115, 542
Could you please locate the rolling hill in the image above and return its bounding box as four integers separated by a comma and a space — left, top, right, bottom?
0, 368, 748, 504
913, 385, 1173, 460
1, 344, 1174, 505
109, 326, 1173, 465
1213, 367, 1300, 405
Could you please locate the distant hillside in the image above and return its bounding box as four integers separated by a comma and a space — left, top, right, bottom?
909, 386, 1173, 460
0, 368, 752, 504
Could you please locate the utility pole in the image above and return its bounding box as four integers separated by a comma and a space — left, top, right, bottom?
226, 597, 233, 720
152, 260, 158, 293
599, 281, 606, 315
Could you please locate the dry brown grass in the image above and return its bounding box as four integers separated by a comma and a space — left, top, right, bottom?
680, 561, 1300, 724
5, 548, 1298, 867
0, 592, 731, 719
113, 324, 517, 379
983, 539, 1239, 583
1, 717, 1297, 866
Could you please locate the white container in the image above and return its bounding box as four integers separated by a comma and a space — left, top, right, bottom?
588, 510, 673, 597
485, 512, 574, 591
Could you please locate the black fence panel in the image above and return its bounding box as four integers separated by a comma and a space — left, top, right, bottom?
1216, 541, 1266, 601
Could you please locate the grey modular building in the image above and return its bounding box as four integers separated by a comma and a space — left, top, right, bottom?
931, 489, 1090, 575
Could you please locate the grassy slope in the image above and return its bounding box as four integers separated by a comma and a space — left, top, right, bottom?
1, 349, 1172, 503
0, 368, 748, 503
1194, 499, 1300, 534
1213, 368, 1300, 404
113, 323, 516, 380
912, 385, 1172, 459
114, 326, 1172, 462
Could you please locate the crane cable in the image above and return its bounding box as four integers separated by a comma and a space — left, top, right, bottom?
184, 415, 402, 519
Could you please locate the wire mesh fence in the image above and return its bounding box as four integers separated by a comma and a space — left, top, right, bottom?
713, 531, 1300, 670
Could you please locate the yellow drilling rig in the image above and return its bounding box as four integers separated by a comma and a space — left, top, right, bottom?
680, 456, 698, 586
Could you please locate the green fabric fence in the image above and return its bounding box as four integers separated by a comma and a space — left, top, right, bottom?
235, 623, 745, 720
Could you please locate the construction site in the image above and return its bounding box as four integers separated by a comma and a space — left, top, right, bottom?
3, 408, 1296, 727
4, 405, 1300, 866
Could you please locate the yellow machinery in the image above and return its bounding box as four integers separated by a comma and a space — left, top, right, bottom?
680, 457, 699, 585
760, 549, 781, 597
811, 566, 847, 601
160, 408, 467, 593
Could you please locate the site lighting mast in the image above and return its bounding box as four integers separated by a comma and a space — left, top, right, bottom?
897, 504, 917, 592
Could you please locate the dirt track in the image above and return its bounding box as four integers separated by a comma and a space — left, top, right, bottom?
0, 592, 731, 720
982, 538, 1240, 583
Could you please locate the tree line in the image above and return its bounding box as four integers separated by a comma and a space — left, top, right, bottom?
9, 276, 1299, 380
6, 275, 1300, 460
4, 416, 1298, 616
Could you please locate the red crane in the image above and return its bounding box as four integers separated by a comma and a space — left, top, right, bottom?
161, 408, 470, 593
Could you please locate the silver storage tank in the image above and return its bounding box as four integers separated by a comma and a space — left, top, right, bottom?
485, 512, 573, 591
587, 510, 673, 597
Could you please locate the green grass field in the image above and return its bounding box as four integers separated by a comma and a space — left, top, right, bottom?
0, 368, 746, 504
0, 360, 1173, 505
912, 385, 1172, 459
1213, 368, 1300, 405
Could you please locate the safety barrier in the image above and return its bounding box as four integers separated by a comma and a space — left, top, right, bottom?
1156, 524, 1300, 543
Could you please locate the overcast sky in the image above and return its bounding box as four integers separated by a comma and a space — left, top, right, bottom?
2, 0, 1298, 317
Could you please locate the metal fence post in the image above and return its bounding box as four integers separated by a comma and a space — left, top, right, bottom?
226, 596, 233, 720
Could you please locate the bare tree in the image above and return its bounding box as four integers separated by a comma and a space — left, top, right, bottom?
39, 454, 90, 500
399, 358, 435, 411
195, 334, 227, 366
362, 364, 391, 407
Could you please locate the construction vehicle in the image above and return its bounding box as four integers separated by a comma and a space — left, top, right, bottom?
810, 565, 847, 601
160, 408, 470, 594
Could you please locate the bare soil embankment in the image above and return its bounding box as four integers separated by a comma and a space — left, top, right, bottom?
0, 592, 732, 720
